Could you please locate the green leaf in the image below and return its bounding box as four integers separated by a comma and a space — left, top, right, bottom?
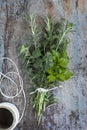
58, 67, 65, 73
62, 50, 68, 58
33, 92, 46, 125
47, 75, 56, 83
52, 50, 59, 60
56, 70, 73, 81
19, 45, 27, 54
45, 52, 52, 62
46, 68, 52, 74
33, 59, 43, 69
59, 58, 69, 68
63, 70, 73, 80
38, 93, 45, 116
45, 52, 53, 68
56, 73, 66, 81
32, 48, 41, 58
45, 17, 52, 32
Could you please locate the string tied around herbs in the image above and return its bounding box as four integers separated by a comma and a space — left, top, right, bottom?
29, 86, 63, 110
29, 86, 63, 95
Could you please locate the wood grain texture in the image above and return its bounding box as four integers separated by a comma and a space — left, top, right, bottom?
0, 0, 87, 130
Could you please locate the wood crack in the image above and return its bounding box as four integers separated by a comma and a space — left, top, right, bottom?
4, 0, 9, 56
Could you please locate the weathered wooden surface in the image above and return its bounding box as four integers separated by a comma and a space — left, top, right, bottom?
0, 0, 87, 130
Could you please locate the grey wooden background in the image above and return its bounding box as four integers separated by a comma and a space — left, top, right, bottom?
0, 0, 87, 130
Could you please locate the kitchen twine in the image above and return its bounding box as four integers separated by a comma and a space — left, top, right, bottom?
29, 87, 58, 95
0, 57, 26, 123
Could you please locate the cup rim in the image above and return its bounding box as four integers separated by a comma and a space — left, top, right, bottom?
0, 102, 20, 130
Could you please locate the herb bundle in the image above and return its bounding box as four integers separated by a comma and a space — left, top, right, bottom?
19, 14, 73, 124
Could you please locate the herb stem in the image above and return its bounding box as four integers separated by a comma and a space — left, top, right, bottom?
56, 26, 72, 51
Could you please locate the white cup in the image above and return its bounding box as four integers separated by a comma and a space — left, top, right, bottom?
0, 102, 20, 130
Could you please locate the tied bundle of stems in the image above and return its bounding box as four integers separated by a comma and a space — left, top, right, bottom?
19, 14, 73, 124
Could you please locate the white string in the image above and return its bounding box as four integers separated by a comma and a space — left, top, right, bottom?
19, 89, 26, 122
0, 57, 19, 74
46, 103, 57, 109
0, 71, 23, 99
29, 87, 58, 95
0, 72, 18, 89
0, 57, 26, 123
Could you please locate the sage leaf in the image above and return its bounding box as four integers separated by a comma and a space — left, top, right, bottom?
32, 48, 41, 58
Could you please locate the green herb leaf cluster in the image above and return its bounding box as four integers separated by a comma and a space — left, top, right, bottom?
19, 14, 73, 124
